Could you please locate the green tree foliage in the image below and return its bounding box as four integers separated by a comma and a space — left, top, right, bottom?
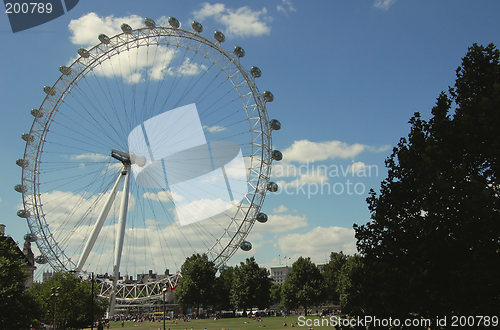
0, 238, 41, 329
321, 251, 348, 304
269, 283, 282, 307
354, 43, 500, 317
30, 272, 107, 329
231, 257, 271, 312
213, 266, 235, 312
175, 253, 216, 314
337, 255, 364, 314
282, 257, 323, 315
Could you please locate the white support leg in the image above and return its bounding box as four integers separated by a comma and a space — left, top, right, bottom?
109, 165, 131, 316
75, 169, 126, 273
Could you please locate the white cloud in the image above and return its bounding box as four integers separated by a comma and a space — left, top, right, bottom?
273, 160, 329, 189
68, 13, 143, 46
271, 160, 327, 180
229, 230, 268, 262
275, 140, 390, 168
68, 13, 176, 83
143, 190, 183, 202
272, 205, 288, 213
91, 46, 177, 83
194, 3, 226, 20
203, 125, 227, 133
367, 145, 391, 153
278, 226, 357, 262
175, 198, 236, 226
282, 168, 328, 188
176, 58, 208, 76
271, 160, 298, 178
104, 162, 123, 173
254, 213, 307, 233
193, 3, 271, 37
68, 13, 209, 83
33, 188, 240, 274
72, 218, 229, 274
348, 161, 367, 175
283, 139, 366, 163
71, 153, 108, 161
40, 190, 136, 229
0, 196, 2, 203
373, 0, 397, 10
277, 0, 296, 14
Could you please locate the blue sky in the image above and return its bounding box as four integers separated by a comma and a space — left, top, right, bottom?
1, 0, 499, 277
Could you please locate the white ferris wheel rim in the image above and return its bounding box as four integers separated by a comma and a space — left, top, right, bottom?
19, 19, 275, 281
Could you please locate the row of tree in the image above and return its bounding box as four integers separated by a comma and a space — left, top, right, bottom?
176, 254, 271, 315
0, 238, 106, 330
175, 252, 362, 316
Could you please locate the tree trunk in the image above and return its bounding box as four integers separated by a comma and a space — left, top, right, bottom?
304, 304, 307, 316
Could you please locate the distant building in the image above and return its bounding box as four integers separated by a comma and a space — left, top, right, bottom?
317, 262, 328, 273
270, 265, 291, 284
137, 268, 171, 283
42, 271, 54, 282
0, 224, 36, 289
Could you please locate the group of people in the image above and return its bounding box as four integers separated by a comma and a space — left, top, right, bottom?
96, 318, 125, 329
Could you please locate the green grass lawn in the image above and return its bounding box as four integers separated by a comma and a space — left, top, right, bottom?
92, 316, 337, 329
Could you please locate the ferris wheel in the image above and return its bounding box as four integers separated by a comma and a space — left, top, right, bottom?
16, 17, 282, 312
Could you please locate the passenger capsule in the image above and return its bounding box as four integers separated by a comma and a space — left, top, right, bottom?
250, 66, 262, 78
78, 48, 90, 58
16, 159, 28, 168
262, 91, 274, 102
31, 108, 43, 118
267, 182, 278, 192
35, 255, 48, 264
233, 46, 245, 58
270, 119, 281, 130
98, 34, 111, 44
21, 133, 34, 143
219, 265, 230, 273
192, 21, 203, 33
168, 17, 180, 28
43, 86, 56, 96
240, 241, 252, 251
17, 209, 30, 218
272, 150, 283, 161
214, 31, 225, 43
121, 23, 133, 34
14, 184, 27, 193
145, 17, 156, 28
24, 233, 37, 242
59, 66, 71, 75
256, 212, 268, 223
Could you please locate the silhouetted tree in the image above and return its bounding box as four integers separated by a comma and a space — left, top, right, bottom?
354, 43, 500, 317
